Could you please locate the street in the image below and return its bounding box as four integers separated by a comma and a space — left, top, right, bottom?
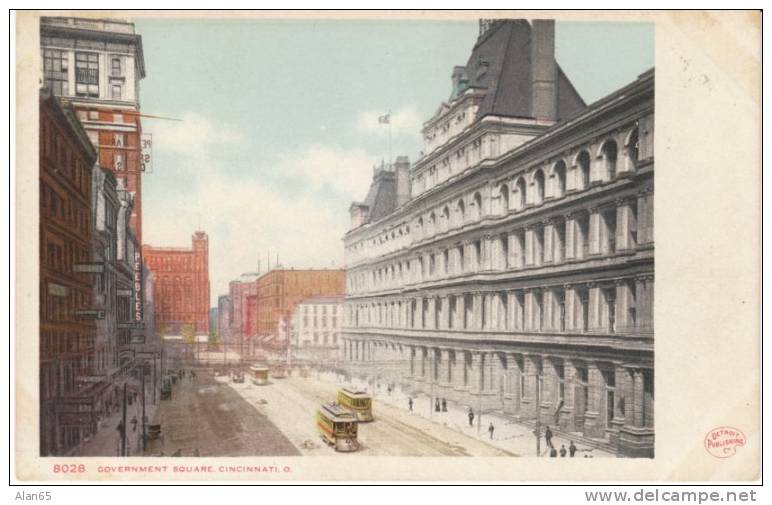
218, 372, 510, 457
143, 371, 300, 457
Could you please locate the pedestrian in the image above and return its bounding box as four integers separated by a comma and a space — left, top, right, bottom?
193, 448, 200, 457
560, 444, 567, 457
545, 425, 554, 449
468, 409, 475, 427
387, 385, 392, 396
488, 422, 495, 440
131, 415, 138, 432
435, 398, 440, 412
408, 397, 413, 411
550, 447, 558, 457
441, 398, 447, 412
569, 441, 577, 457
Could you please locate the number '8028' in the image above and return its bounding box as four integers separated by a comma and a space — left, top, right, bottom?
53, 463, 86, 473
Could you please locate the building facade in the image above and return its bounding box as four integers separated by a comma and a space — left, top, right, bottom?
255, 269, 345, 350
226, 273, 259, 350
290, 296, 345, 364
217, 294, 232, 345
142, 231, 210, 336
342, 20, 654, 457
41, 16, 147, 244
39, 89, 99, 456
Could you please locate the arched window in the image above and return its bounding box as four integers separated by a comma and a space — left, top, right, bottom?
601, 140, 618, 180
456, 199, 465, 227
440, 206, 450, 233
428, 212, 436, 237
553, 161, 567, 198
514, 177, 526, 210
626, 126, 640, 170
472, 192, 482, 221
533, 169, 545, 205
498, 184, 509, 215
577, 151, 591, 190
416, 217, 424, 239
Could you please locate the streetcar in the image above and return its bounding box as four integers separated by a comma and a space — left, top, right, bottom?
249, 365, 270, 385
270, 364, 288, 379
336, 388, 373, 422
316, 403, 359, 452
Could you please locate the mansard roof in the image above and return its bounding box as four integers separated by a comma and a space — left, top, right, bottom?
453, 19, 585, 121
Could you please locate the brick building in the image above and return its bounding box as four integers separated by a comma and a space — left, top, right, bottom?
142, 231, 210, 336
226, 273, 259, 347
254, 269, 345, 350
342, 20, 654, 457
41, 16, 147, 244
39, 89, 99, 455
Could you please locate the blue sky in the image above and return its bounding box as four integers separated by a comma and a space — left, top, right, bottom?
134, 19, 653, 306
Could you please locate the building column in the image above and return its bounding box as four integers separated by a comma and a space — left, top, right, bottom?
588, 283, 601, 332
543, 219, 554, 264
583, 363, 605, 438
589, 207, 601, 256
565, 214, 576, 260
540, 356, 558, 426
524, 226, 534, 266
635, 275, 654, 335
559, 360, 577, 431
521, 354, 540, 421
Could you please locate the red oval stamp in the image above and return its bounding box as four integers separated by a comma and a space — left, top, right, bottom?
704, 426, 746, 458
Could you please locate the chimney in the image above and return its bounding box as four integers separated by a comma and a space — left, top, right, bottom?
530, 20, 558, 121
394, 155, 411, 207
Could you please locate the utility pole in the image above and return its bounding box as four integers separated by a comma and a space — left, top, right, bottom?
535, 371, 542, 457
141, 368, 146, 453
121, 382, 127, 456
429, 352, 434, 420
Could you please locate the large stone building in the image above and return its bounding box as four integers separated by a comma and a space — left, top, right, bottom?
342, 19, 654, 457
254, 269, 345, 351
142, 231, 210, 336
39, 89, 99, 455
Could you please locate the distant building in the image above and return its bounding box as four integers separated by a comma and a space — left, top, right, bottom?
254, 269, 345, 351
39, 89, 98, 456
142, 231, 210, 335
209, 307, 218, 337
227, 273, 259, 348
217, 294, 232, 344
290, 295, 345, 364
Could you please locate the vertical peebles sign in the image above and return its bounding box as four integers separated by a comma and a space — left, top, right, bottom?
140, 133, 152, 173
134, 251, 143, 322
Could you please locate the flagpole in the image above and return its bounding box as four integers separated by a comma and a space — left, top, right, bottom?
388, 109, 392, 165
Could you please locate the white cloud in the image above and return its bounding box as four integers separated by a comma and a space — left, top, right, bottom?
355, 105, 423, 137
275, 144, 376, 201
143, 142, 379, 306
144, 169, 351, 307
148, 112, 244, 160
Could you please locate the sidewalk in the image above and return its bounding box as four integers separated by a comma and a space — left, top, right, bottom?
323, 372, 613, 458
71, 383, 159, 457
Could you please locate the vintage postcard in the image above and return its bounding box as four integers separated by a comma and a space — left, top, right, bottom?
13, 10, 761, 483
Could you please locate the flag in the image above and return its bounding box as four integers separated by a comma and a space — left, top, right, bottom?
378, 113, 391, 124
